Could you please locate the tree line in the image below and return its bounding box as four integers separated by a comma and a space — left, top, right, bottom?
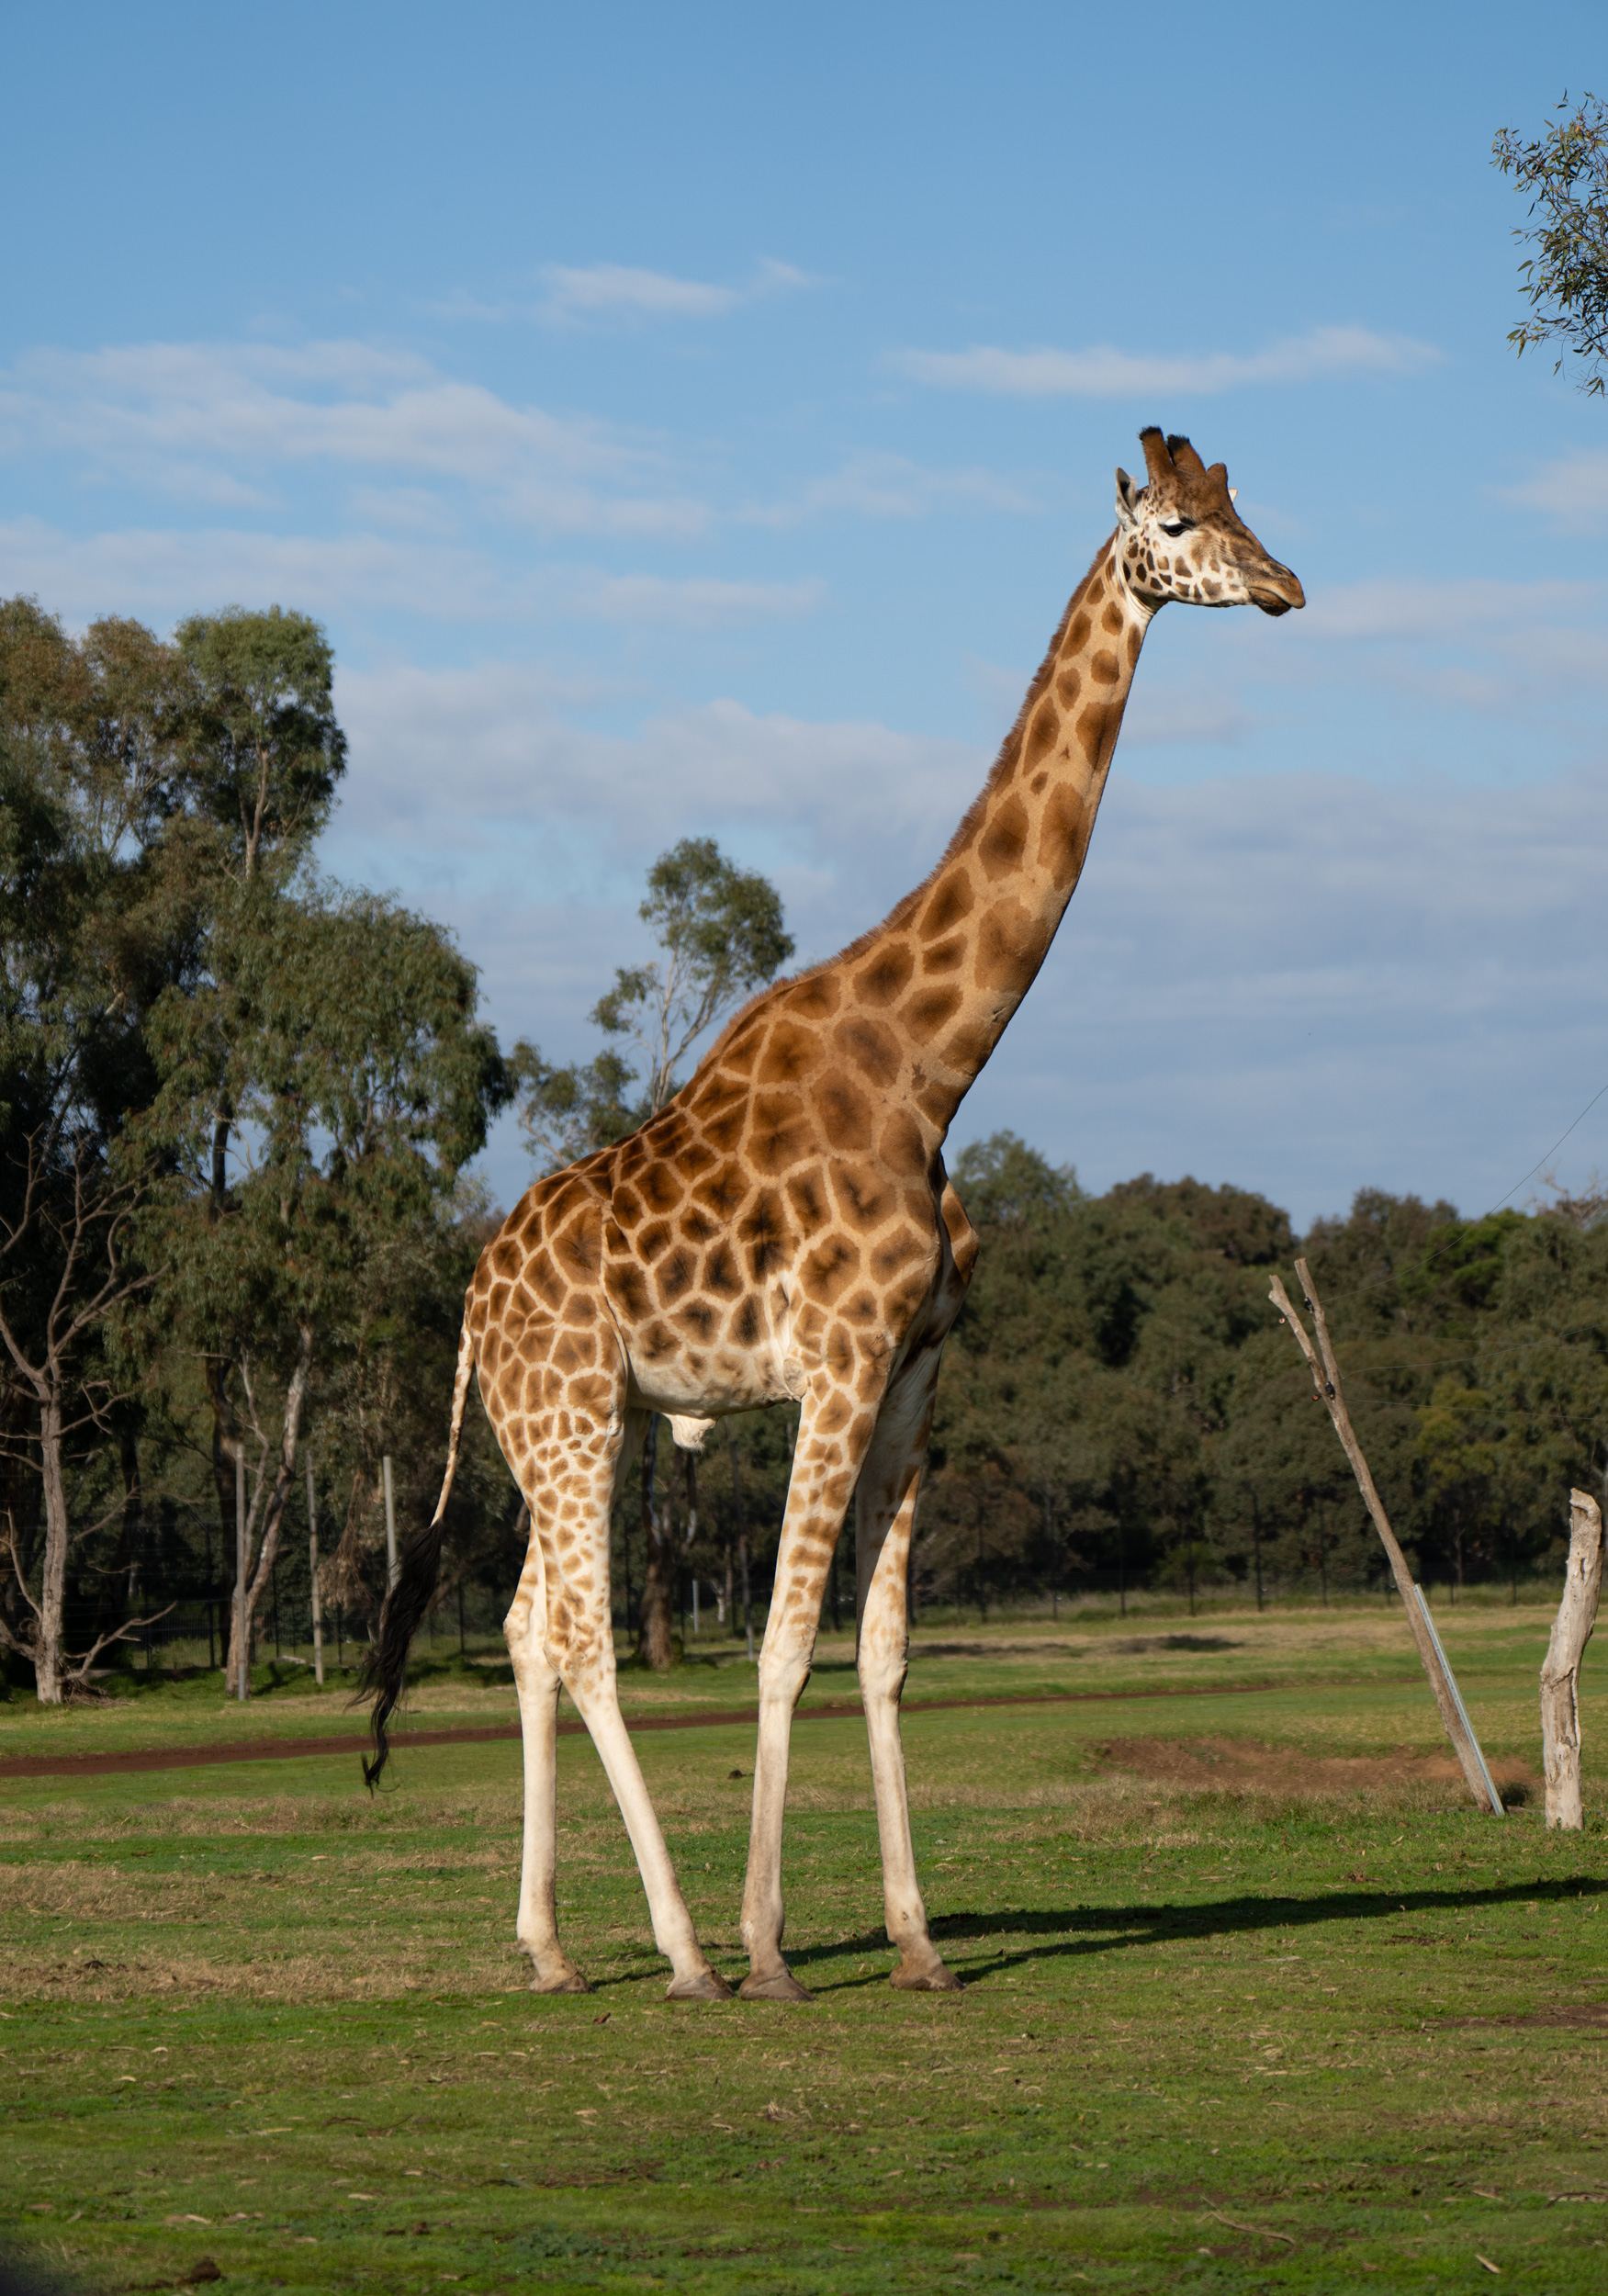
5, 587, 1605, 1704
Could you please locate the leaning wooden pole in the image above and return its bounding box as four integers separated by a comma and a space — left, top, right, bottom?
1269, 1258, 1503, 1816
1539, 1488, 1603, 1830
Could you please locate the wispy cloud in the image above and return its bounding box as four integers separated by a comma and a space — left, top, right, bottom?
742, 451, 1039, 528
576, 573, 825, 625
893, 323, 1441, 399
541, 262, 742, 321
441, 256, 820, 329
1500, 448, 1608, 533
0, 338, 708, 536
0, 516, 827, 634
1300, 576, 1601, 645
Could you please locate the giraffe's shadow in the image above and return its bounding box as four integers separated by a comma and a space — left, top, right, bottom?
774, 1872, 1608, 1988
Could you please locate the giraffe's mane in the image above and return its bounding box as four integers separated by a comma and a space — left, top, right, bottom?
681, 535, 1114, 1091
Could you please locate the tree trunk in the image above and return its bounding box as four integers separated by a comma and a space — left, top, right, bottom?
206, 1356, 239, 1559
33, 1397, 70, 1705
1540, 1488, 1603, 1831
636, 1414, 675, 1669
225, 1322, 313, 1690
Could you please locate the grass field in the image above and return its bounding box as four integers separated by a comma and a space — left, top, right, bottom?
3, 1597, 1606, 2293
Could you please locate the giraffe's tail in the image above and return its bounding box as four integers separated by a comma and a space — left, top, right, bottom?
360, 1310, 478, 1792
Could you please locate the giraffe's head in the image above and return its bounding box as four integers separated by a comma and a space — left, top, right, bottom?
1114, 427, 1304, 617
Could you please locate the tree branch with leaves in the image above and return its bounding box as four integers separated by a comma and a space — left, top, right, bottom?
1494, 92, 1608, 395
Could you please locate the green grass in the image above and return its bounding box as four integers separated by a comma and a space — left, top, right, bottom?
3, 1601, 1607, 2292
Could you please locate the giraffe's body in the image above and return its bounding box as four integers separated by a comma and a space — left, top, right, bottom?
373, 430, 1303, 1999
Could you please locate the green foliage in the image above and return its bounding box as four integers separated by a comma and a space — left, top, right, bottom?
515, 836, 794, 1173
171, 606, 346, 880
1494, 91, 1608, 394
924, 1147, 1596, 1615
0, 592, 512, 1694
508, 1041, 640, 1175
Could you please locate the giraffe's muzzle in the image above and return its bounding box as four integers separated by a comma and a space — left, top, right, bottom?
1249, 561, 1306, 617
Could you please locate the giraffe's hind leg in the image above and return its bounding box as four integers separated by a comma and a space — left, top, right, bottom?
855, 1352, 961, 1992
503, 1524, 590, 1992
518, 1405, 731, 2001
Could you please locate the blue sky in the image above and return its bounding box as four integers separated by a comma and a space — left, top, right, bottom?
5, 0, 1606, 1228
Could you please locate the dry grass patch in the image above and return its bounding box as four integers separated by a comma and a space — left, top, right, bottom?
1093, 1733, 1542, 1802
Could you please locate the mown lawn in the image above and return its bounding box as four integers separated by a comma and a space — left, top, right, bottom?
2, 1599, 1606, 2293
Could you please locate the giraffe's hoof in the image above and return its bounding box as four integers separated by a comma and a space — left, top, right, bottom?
737, 1967, 815, 2003
890, 1957, 963, 1992
666, 1967, 735, 2002
529, 1965, 590, 1995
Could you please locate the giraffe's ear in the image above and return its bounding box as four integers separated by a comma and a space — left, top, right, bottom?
1115, 467, 1141, 529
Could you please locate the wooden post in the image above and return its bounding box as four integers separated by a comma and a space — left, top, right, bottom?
382, 1454, 399, 1593
307, 1460, 324, 1688
1540, 1488, 1603, 1830
1269, 1261, 1503, 1816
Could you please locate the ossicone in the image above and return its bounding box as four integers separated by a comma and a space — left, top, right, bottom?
1139, 426, 1174, 485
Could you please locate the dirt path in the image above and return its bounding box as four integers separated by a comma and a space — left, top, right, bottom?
0, 1677, 1308, 1781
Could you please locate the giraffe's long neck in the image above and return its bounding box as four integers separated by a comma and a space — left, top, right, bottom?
859, 535, 1153, 1144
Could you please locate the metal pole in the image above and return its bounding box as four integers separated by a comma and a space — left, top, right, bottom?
382, 1454, 399, 1594
308, 1460, 324, 1688
234, 1446, 249, 1702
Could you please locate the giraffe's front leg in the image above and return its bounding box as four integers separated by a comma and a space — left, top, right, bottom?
855, 1356, 961, 1992
739, 1385, 880, 2002
504, 1536, 589, 1992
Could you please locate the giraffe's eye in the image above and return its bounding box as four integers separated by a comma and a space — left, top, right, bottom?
1160, 517, 1194, 538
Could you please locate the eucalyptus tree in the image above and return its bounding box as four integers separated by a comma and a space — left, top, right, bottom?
136, 885, 509, 1686
1494, 92, 1608, 395
513, 836, 794, 1168
158, 608, 347, 1561
0, 599, 189, 1698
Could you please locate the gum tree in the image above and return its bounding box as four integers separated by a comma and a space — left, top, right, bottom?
1494, 92, 1608, 393
0, 601, 189, 1698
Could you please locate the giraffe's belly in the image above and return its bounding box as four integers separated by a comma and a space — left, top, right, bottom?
623, 1356, 794, 1418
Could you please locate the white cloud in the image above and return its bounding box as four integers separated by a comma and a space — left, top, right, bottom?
0, 516, 826, 634
540, 262, 741, 321
1122, 686, 1253, 748
330, 674, 980, 878
893, 323, 1441, 399
0, 516, 504, 625
1298, 575, 1601, 646
0, 337, 705, 536
442, 256, 822, 329
575, 573, 825, 625
1501, 448, 1608, 533
742, 451, 1039, 527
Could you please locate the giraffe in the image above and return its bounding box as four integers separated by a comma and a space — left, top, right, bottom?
365, 427, 1304, 2002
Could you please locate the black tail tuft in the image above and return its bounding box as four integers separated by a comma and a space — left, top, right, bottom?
358, 1514, 447, 1792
